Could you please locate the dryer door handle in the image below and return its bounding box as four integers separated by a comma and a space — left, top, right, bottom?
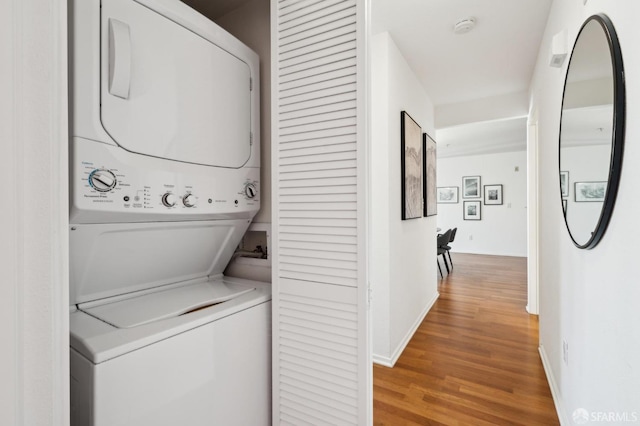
108, 19, 131, 99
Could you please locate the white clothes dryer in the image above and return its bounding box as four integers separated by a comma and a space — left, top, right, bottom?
67, 0, 269, 425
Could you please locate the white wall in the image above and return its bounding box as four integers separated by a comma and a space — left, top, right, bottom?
436, 150, 528, 257
531, 1, 640, 422
371, 32, 438, 366
216, 0, 271, 282
1, 0, 69, 425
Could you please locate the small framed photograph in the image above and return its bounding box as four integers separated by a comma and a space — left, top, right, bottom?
463, 200, 481, 220
462, 176, 481, 198
575, 181, 606, 202
484, 184, 503, 205
437, 186, 459, 204
560, 171, 569, 198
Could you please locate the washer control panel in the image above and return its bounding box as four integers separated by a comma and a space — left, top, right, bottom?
71, 138, 259, 223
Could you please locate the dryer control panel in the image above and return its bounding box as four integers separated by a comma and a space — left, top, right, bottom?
71, 138, 260, 224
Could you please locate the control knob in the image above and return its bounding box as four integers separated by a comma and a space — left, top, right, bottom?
183, 193, 197, 208
89, 169, 117, 192
162, 193, 177, 207
244, 183, 257, 199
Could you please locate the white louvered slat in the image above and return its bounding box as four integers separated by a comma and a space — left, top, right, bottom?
280, 126, 356, 143
279, 159, 357, 174
282, 93, 356, 112
279, 247, 358, 261
278, 1, 353, 33
281, 26, 355, 55
280, 33, 356, 62
279, 175, 356, 187
280, 233, 356, 245
279, 57, 357, 84
279, 12, 356, 45
279, 109, 356, 130
273, 0, 369, 422
279, 71, 355, 96
278, 0, 345, 24
279, 240, 356, 253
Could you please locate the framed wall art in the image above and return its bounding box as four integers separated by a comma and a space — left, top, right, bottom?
400, 111, 423, 219
463, 200, 481, 220
484, 184, 503, 205
423, 133, 437, 216
462, 175, 481, 198
575, 181, 606, 202
437, 186, 459, 204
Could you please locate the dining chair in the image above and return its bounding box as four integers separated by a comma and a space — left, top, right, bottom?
437, 229, 452, 277
444, 227, 457, 270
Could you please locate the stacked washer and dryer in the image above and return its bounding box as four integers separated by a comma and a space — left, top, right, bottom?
68, 0, 270, 424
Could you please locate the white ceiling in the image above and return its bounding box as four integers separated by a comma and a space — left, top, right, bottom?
372, 0, 553, 106
436, 117, 527, 158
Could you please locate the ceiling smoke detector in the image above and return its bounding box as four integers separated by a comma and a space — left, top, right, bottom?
453, 17, 476, 35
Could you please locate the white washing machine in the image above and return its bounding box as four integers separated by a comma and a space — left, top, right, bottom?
68, 0, 270, 425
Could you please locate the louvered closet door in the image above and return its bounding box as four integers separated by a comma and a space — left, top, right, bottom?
271, 0, 370, 424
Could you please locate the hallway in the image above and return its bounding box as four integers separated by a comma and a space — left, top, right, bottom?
373, 253, 558, 425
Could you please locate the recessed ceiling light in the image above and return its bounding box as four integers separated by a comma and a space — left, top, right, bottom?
453, 17, 476, 35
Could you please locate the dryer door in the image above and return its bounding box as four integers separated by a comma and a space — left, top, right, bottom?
100, 0, 252, 168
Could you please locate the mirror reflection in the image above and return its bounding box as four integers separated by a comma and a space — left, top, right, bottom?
559, 14, 624, 248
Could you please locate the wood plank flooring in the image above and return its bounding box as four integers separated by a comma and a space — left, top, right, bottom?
373, 253, 559, 426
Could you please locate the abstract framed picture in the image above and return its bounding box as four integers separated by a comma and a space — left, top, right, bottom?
437, 186, 459, 204
463, 200, 481, 220
462, 176, 481, 198
400, 111, 423, 220
560, 171, 569, 198
484, 184, 503, 205
423, 133, 437, 217
575, 181, 606, 202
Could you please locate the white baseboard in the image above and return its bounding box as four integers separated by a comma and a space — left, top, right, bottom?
539, 344, 568, 425
373, 292, 439, 367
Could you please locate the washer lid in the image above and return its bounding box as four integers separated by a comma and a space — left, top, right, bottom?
79, 280, 255, 328
69, 219, 250, 305
100, 0, 252, 168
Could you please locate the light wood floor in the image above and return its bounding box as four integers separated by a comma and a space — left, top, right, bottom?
373, 253, 559, 426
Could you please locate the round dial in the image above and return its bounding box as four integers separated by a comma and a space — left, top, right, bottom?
183, 193, 197, 208
162, 193, 177, 207
89, 169, 117, 192
244, 183, 257, 199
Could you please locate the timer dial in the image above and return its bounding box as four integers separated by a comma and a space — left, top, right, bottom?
244, 183, 257, 199
89, 169, 117, 192
162, 193, 177, 207
183, 193, 197, 207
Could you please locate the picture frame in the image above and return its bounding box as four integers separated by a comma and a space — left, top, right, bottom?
463, 200, 481, 220
484, 184, 503, 205
560, 171, 569, 198
462, 176, 481, 198
400, 111, 423, 219
574, 181, 606, 202
437, 186, 459, 204
423, 133, 437, 217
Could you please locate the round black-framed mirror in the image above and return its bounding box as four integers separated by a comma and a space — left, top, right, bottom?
559, 14, 625, 249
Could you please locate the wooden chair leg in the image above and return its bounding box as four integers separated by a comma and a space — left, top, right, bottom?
437, 259, 443, 278
447, 251, 453, 270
